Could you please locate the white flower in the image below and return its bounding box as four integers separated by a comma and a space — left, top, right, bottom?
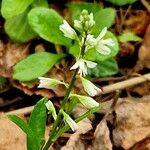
38, 77, 67, 89
85, 34, 95, 51
70, 94, 99, 109
70, 58, 97, 76
94, 27, 115, 55
81, 77, 102, 96
59, 20, 77, 40
61, 110, 78, 132
45, 100, 57, 120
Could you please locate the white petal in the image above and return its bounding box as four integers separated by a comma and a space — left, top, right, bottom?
59, 20, 77, 39
96, 27, 107, 41
102, 39, 115, 46
81, 77, 102, 96
45, 101, 57, 120
62, 110, 78, 131
85, 60, 97, 68
96, 45, 111, 55
70, 94, 99, 109
70, 61, 80, 70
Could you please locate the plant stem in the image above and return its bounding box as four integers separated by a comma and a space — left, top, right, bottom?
42, 69, 78, 150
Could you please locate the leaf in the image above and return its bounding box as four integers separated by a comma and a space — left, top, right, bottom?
67, 2, 102, 21
28, 97, 48, 147
13, 52, 64, 81
28, 7, 71, 46
93, 8, 116, 35
32, 0, 48, 8
84, 31, 119, 62
1, 0, 34, 19
88, 58, 119, 77
118, 31, 142, 43
106, 0, 137, 6
8, 115, 39, 150
5, 8, 37, 43
0, 76, 7, 86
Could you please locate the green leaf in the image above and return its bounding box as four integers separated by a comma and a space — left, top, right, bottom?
5, 8, 37, 43
0, 76, 7, 86
88, 58, 119, 77
84, 31, 119, 62
1, 0, 34, 19
93, 8, 116, 35
67, 2, 102, 21
32, 0, 48, 8
13, 52, 64, 81
28, 97, 48, 147
118, 31, 142, 43
28, 7, 71, 46
106, 0, 137, 6
8, 115, 39, 150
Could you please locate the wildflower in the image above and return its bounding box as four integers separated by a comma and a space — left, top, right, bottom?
45, 100, 57, 120
61, 110, 78, 131
38, 77, 68, 89
59, 20, 77, 40
70, 94, 99, 109
81, 77, 102, 96
94, 27, 115, 55
70, 58, 97, 76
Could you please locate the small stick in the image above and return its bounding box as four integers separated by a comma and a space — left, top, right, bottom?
5, 73, 150, 115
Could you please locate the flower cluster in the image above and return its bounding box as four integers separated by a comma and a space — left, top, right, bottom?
38, 9, 115, 132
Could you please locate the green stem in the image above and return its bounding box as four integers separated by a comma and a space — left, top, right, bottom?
42, 69, 78, 150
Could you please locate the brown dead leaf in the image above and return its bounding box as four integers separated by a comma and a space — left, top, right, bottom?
135, 24, 150, 71
0, 113, 26, 150
131, 137, 150, 150
0, 41, 29, 77
61, 119, 92, 150
125, 10, 150, 35
113, 97, 150, 149
128, 81, 150, 96
92, 119, 112, 150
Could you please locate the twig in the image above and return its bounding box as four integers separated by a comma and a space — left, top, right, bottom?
101, 73, 150, 94
5, 73, 150, 115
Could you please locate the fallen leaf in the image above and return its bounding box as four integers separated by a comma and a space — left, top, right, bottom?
0, 113, 26, 150
131, 137, 150, 150
0, 41, 29, 77
61, 119, 92, 150
92, 119, 112, 150
135, 24, 150, 70
113, 96, 150, 149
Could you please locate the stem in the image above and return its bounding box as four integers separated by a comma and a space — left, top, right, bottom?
42, 69, 78, 150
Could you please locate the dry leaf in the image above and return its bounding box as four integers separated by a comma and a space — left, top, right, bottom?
92, 119, 112, 150
113, 97, 150, 149
0, 113, 26, 150
0, 41, 29, 77
61, 119, 92, 150
135, 24, 150, 70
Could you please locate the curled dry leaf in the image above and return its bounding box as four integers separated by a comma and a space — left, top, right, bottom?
135, 24, 150, 71
0, 113, 26, 150
0, 41, 29, 77
61, 119, 92, 150
92, 119, 112, 150
113, 96, 150, 149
